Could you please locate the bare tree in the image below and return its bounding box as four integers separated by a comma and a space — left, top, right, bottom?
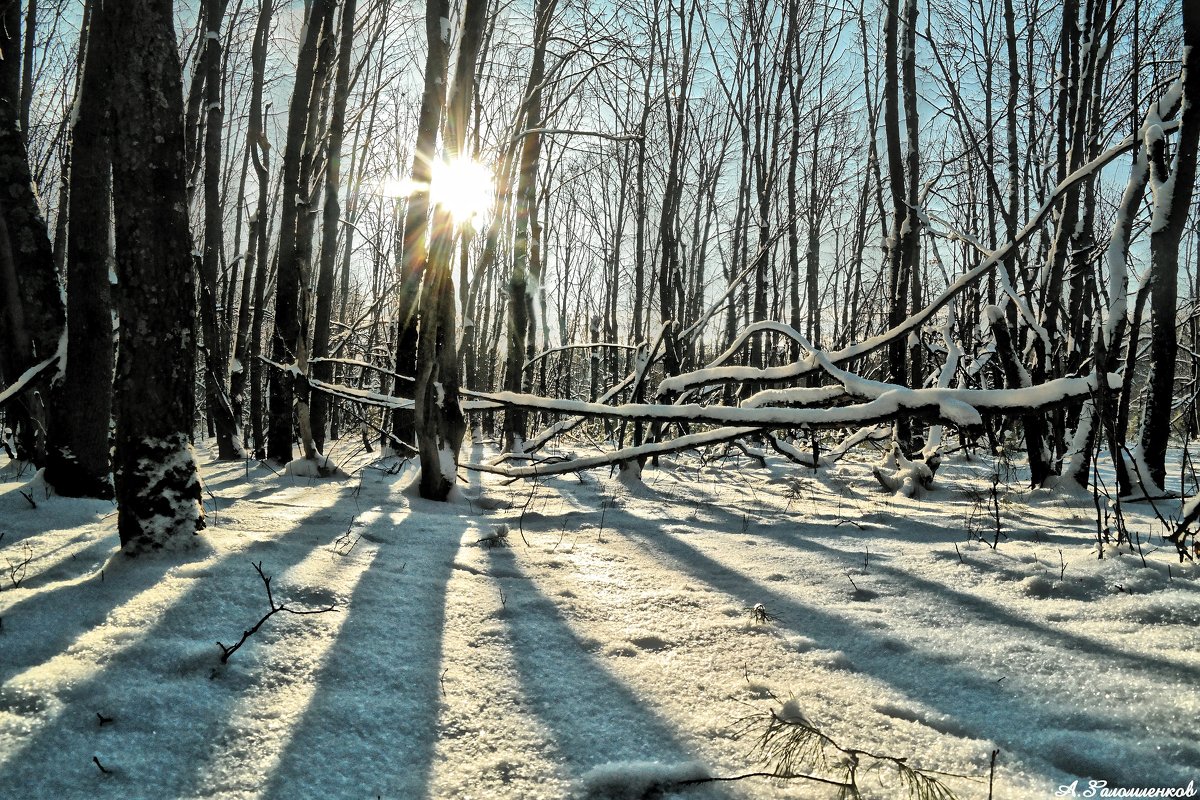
1140, 2, 1200, 491
268, 0, 333, 464
45, 0, 114, 498
108, 0, 206, 549
412, 0, 488, 499
0, 0, 63, 467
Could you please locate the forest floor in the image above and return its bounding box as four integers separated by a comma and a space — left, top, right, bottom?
0, 438, 1197, 799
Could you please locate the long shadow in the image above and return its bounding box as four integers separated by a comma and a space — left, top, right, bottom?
603, 475, 1200, 681
0, 482, 364, 799
537, 478, 1189, 787
0, 543, 166, 687
746, 517, 1200, 682
259, 498, 466, 800
484, 545, 731, 799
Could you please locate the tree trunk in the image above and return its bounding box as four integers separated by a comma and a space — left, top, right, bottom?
414, 0, 488, 499
311, 0, 357, 456
1140, 5, 1200, 490
45, 0, 114, 498
108, 0, 205, 550
882, 0, 910, 446
0, 0, 63, 467
267, 0, 330, 464
503, 0, 556, 451
198, 0, 240, 459
391, 0, 450, 453
19, 0, 35, 146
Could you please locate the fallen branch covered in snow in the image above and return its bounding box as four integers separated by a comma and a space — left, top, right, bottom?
463, 425, 761, 478
872, 443, 939, 497
0, 356, 58, 408
469, 372, 1120, 432
273, 339, 1118, 487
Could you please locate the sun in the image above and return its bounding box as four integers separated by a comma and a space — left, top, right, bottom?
428, 157, 493, 224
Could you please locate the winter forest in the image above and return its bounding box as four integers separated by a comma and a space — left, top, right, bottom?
1, 0, 1199, 797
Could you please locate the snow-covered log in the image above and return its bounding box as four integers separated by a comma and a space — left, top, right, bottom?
872, 444, 937, 497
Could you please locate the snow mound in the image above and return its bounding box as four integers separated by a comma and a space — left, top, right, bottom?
578, 760, 710, 799
283, 453, 346, 478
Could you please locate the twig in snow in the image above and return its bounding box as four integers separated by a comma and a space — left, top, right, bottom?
516, 479, 538, 547
92, 756, 112, 775
597, 494, 609, 543
96, 712, 114, 726
728, 700, 967, 799
749, 603, 774, 625
476, 524, 510, 548
4, 541, 33, 589
216, 562, 337, 663
331, 517, 360, 556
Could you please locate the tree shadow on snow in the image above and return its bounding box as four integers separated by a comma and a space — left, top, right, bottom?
747, 522, 1200, 682
258, 498, 466, 800
552, 482, 1190, 789
0, 484, 367, 799
483, 544, 733, 800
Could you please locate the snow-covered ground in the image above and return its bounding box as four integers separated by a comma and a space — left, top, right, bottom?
1, 441, 1197, 799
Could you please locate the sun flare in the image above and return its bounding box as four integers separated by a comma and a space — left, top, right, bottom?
429, 157, 493, 224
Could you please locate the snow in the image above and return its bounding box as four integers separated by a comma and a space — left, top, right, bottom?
473, 371, 1116, 437
1, 445, 1198, 799
0, 356, 58, 407
579, 760, 710, 797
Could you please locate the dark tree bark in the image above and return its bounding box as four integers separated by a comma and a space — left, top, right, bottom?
503, 0, 557, 451
198, 0, 240, 459
19, 0, 35, 145
1140, 4, 1200, 490
0, 0, 63, 467
108, 0, 205, 550
656, 0, 695, 386
268, 0, 330, 464
882, 0, 910, 447
45, 0, 114, 498
292, 1, 337, 463
391, 0, 450, 453
414, 0, 488, 499
900, 0, 921, 394
240, 0, 274, 460
311, 0, 357, 455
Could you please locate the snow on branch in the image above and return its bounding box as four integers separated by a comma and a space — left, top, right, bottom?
470, 372, 1119, 432
660, 119, 1181, 397
463, 426, 761, 478
0, 356, 58, 408
494, 323, 669, 463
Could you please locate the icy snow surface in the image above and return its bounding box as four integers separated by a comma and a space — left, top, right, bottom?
0, 444, 1197, 799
